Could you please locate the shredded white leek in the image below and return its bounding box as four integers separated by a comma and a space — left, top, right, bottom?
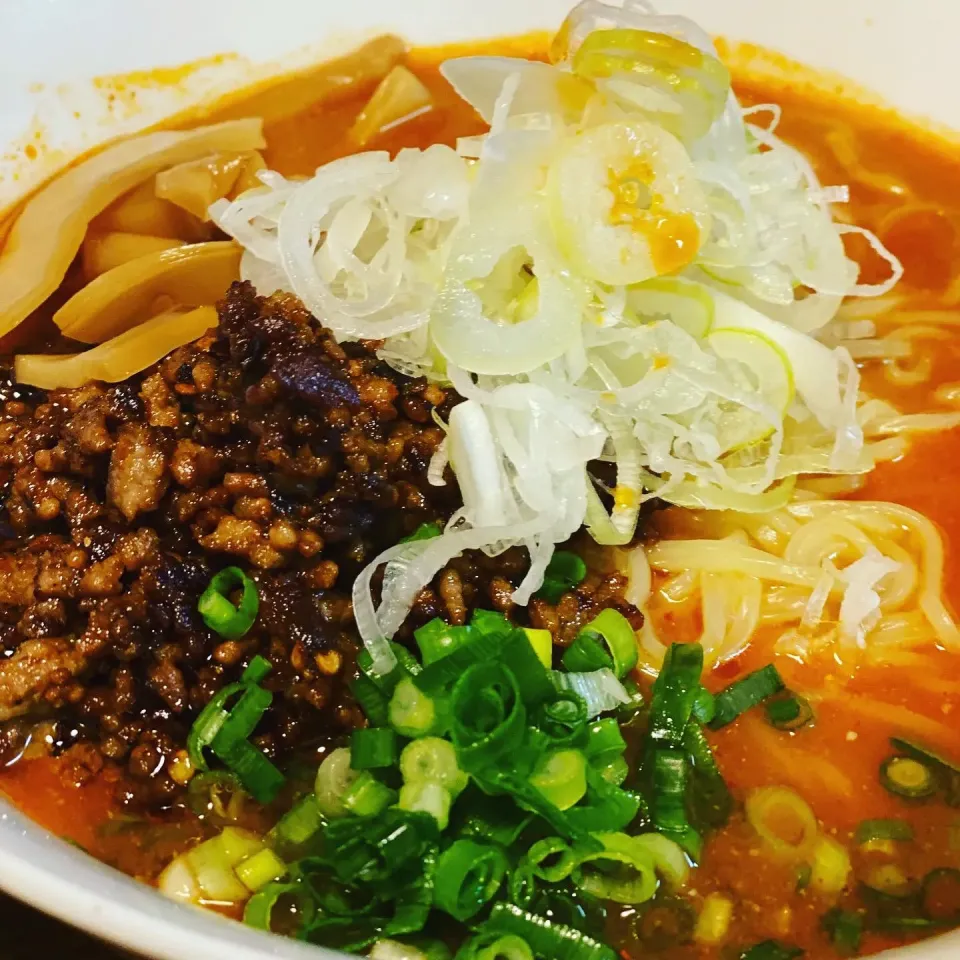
209, 0, 911, 660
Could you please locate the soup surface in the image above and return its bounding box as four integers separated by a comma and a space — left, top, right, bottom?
1, 18, 960, 960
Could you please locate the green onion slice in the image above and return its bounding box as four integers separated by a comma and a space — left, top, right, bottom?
855, 818, 914, 845
564, 768, 643, 834
537, 550, 588, 604
683, 722, 732, 830
243, 880, 314, 932
400, 737, 468, 796
216, 738, 285, 804
650, 747, 701, 860
484, 902, 618, 960
529, 749, 588, 811
765, 693, 814, 731
880, 755, 938, 799
401, 522, 443, 543
571, 832, 658, 904
709, 664, 785, 730
211, 684, 272, 757
648, 642, 704, 746
187, 682, 245, 771
527, 836, 577, 883
269, 794, 326, 849
390, 677, 441, 739
414, 618, 473, 666
583, 718, 627, 763
343, 771, 397, 818
738, 942, 804, 960
433, 839, 508, 922
198, 566, 259, 640
386, 848, 437, 936
691, 686, 716, 725
582, 609, 639, 678
351, 727, 399, 770
535, 690, 589, 750
450, 662, 526, 773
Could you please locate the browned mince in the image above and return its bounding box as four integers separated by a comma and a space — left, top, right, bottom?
0, 281, 641, 810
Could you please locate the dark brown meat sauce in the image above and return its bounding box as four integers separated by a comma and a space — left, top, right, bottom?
0, 281, 641, 810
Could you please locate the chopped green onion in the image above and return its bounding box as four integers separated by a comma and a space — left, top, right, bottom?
185, 827, 263, 902
351, 727, 399, 770
739, 942, 804, 960
583, 718, 626, 763
561, 633, 613, 674
187, 682, 245, 771
315, 747, 360, 818
880, 755, 938, 799
650, 747, 701, 860
484, 902, 618, 960
474, 934, 534, 960
529, 749, 588, 810
536, 691, 590, 750
855, 819, 914, 845
450, 662, 526, 773
323, 809, 440, 886
579, 609, 639, 679
243, 880, 314, 932
385, 849, 437, 937
691, 686, 716, 725
892, 737, 960, 768
400, 737, 469, 796
765, 693, 814, 731
343, 771, 397, 817
236, 847, 288, 892
526, 836, 577, 882
507, 861, 538, 911
471, 609, 511, 635
524, 628, 553, 669
198, 566, 259, 640
564, 768, 643, 834
709, 664, 784, 730
216, 738, 285, 804
499, 632, 555, 708
433, 839, 508, 922
648, 642, 704, 746
186, 770, 246, 822
210, 684, 271, 759
242, 655, 272, 684
359, 643, 422, 700
617, 679, 645, 720
527, 888, 606, 938
269, 794, 326, 848
414, 627, 509, 696
398, 781, 452, 830
455, 793, 533, 847
401, 522, 443, 543
351, 672, 390, 728
795, 863, 812, 892
390, 677, 441, 738
683, 723, 732, 829
537, 551, 588, 604
822, 909, 863, 957
571, 832, 658, 904
415, 618, 472, 666
921, 868, 960, 922
595, 755, 629, 786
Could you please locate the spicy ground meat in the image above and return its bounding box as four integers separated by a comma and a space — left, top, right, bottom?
0, 281, 641, 809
